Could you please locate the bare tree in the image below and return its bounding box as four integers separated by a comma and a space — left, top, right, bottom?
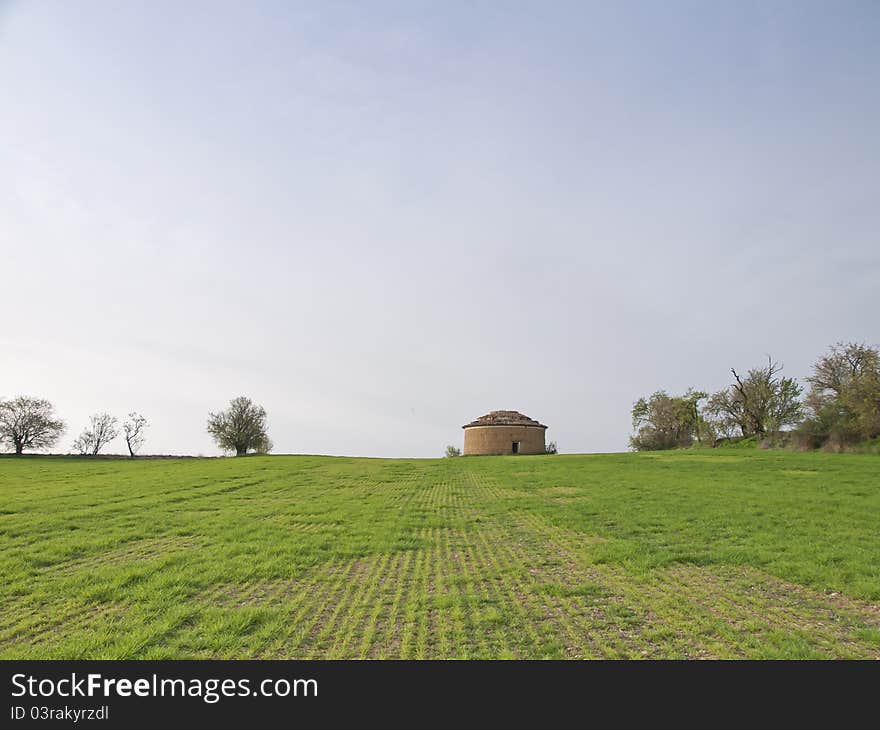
0, 396, 65, 455
71, 433, 91, 456
122, 412, 148, 457
706, 357, 802, 437
72, 413, 119, 455
207, 396, 270, 456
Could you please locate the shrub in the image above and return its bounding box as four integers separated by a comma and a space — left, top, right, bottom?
629, 390, 704, 451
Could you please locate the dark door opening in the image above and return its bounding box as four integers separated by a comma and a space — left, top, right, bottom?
511, 442, 519, 454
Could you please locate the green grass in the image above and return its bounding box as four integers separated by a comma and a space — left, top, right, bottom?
1, 450, 878, 659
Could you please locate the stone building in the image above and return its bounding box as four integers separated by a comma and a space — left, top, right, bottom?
462, 410, 547, 455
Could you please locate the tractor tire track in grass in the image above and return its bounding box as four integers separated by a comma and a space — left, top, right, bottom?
510, 508, 880, 659
2, 453, 879, 659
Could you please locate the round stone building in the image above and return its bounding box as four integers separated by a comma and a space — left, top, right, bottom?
462, 410, 547, 455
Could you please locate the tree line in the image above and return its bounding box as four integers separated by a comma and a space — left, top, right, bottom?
630, 342, 880, 451
0, 396, 270, 457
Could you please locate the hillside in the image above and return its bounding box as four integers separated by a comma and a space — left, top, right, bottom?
1, 451, 878, 658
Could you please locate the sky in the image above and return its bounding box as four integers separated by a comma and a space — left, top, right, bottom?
1, 1, 878, 457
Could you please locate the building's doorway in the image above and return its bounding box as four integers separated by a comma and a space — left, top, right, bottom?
511, 442, 520, 454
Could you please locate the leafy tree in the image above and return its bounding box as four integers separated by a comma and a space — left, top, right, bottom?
123, 412, 148, 457
0, 396, 65, 455
72, 413, 119, 455
445, 445, 461, 457
545, 441, 558, 454
630, 390, 706, 451
682, 388, 713, 444
207, 396, 270, 456
801, 342, 880, 446
706, 357, 802, 437
254, 434, 273, 455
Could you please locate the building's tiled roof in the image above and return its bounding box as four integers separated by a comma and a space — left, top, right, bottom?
462, 410, 547, 429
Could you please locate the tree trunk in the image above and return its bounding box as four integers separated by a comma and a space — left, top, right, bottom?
14, 441, 23, 456
236, 446, 247, 456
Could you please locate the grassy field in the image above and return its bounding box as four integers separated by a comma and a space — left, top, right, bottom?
1, 450, 879, 659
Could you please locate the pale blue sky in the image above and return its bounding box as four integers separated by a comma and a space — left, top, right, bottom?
2, 1, 878, 456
